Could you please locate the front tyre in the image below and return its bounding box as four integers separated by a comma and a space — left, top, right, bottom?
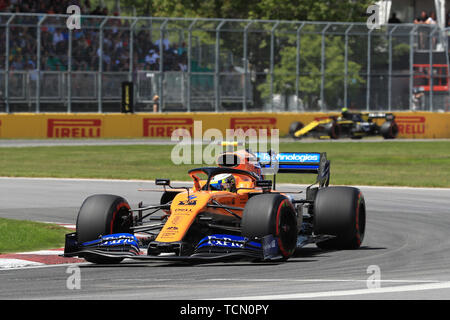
76, 194, 133, 264
289, 121, 304, 139
313, 187, 366, 250
241, 194, 298, 259
324, 121, 340, 139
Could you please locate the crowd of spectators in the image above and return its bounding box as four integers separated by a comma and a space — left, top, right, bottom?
387, 9, 450, 50
2, 1, 448, 74
412, 10, 439, 49
1, 0, 188, 73
413, 10, 437, 25
387, 10, 440, 25
0, 0, 102, 16
386, 9, 450, 27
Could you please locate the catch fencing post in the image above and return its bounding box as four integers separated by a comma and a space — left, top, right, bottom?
387, 25, 398, 111
4, 14, 14, 113
128, 18, 138, 111
387, 24, 399, 111
129, 18, 138, 83
344, 24, 353, 109
409, 25, 417, 110
243, 21, 253, 112
320, 23, 331, 112
429, 25, 439, 111
270, 21, 280, 112
187, 19, 197, 113
366, 27, 373, 112
215, 20, 226, 112
295, 22, 305, 112
159, 19, 168, 112
68, 25, 72, 113
445, 28, 450, 108
98, 18, 108, 113
36, 15, 47, 113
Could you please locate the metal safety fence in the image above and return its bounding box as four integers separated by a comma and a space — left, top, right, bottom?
0, 13, 449, 113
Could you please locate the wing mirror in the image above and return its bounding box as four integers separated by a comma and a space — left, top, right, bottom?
155, 179, 171, 186
256, 180, 272, 191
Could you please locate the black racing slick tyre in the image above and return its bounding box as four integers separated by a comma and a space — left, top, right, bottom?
324, 121, 340, 139
76, 194, 133, 264
241, 194, 298, 259
289, 121, 304, 139
313, 187, 366, 250
380, 121, 398, 139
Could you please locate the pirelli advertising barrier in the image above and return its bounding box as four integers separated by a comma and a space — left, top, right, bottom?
0, 112, 448, 139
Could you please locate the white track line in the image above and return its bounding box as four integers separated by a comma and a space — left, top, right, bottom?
206, 278, 439, 283
0, 259, 44, 269
212, 281, 450, 300
15, 249, 63, 255
0, 262, 88, 271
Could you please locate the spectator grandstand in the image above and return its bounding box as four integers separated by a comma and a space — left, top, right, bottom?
0, 1, 447, 113
0, 0, 188, 73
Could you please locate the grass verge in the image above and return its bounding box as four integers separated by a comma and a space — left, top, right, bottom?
0, 141, 448, 187
0, 218, 70, 254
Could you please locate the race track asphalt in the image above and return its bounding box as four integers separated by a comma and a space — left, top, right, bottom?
0, 177, 450, 300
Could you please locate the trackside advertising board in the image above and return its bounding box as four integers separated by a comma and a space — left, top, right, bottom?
0, 112, 448, 139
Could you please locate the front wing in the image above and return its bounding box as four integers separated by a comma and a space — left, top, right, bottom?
62, 233, 332, 263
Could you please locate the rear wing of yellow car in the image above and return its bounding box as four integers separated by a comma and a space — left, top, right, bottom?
367, 112, 395, 121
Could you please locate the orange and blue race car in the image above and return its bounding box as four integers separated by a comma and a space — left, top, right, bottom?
63, 143, 366, 264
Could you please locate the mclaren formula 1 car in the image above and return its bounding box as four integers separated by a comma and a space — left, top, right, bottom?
289, 110, 399, 140
63, 143, 366, 264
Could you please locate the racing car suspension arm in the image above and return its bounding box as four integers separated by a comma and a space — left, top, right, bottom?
129, 203, 171, 225
130, 223, 165, 232
129, 203, 171, 213
207, 200, 242, 220
206, 223, 241, 233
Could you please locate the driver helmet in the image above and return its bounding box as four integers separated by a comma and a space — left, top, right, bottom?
341, 107, 351, 120
210, 173, 236, 192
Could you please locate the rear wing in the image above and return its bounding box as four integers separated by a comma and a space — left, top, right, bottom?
367, 112, 395, 121
255, 152, 330, 187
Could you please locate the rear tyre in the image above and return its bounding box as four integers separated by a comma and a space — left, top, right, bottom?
76, 194, 133, 264
289, 121, 304, 139
313, 187, 366, 250
241, 194, 298, 259
380, 121, 398, 139
325, 121, 340, 139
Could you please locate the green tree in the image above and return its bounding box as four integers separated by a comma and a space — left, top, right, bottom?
117, 0, 373, 108
119, 0, 372, 22
257, 31, 364, 110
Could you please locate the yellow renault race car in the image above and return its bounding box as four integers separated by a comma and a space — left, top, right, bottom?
289, 109, 398, 140
63, 144, 366, 264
